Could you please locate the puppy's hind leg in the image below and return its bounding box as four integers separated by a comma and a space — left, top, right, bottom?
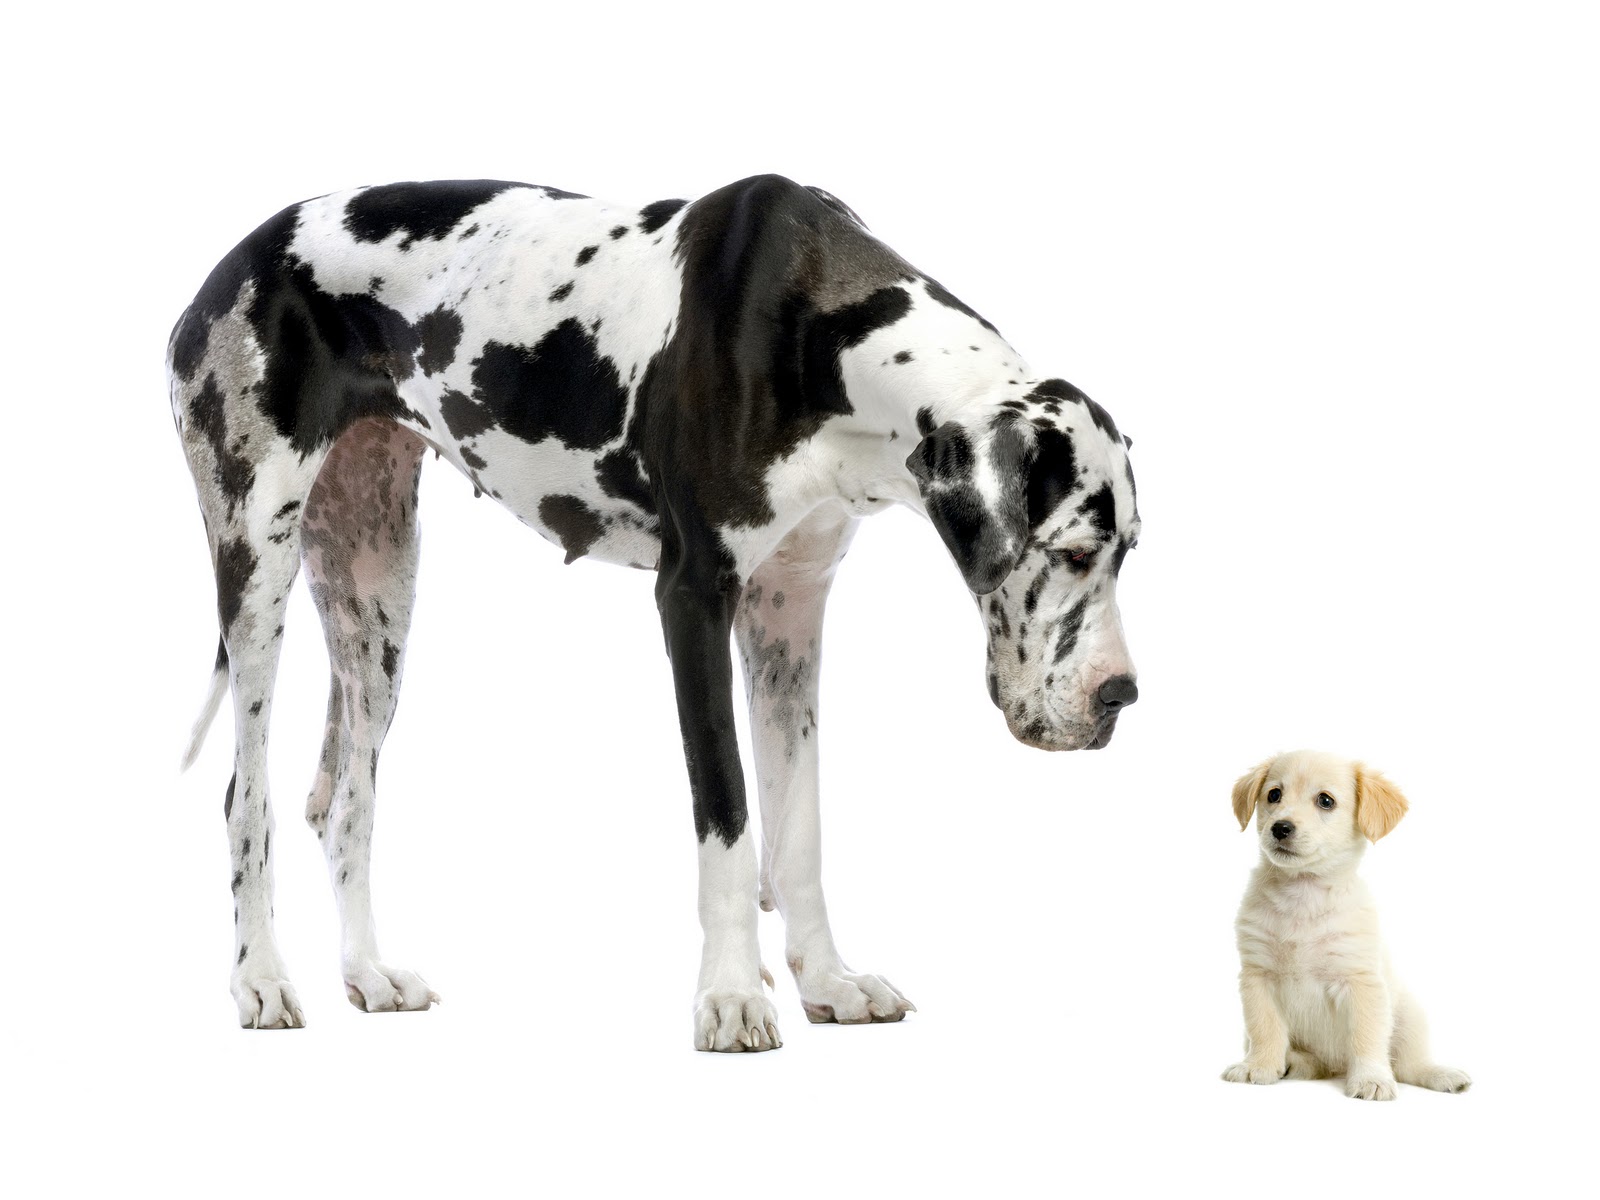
1283, 1046, 1328, 1080
1391, 991, 1471, 1094
302, 419, 439, 1014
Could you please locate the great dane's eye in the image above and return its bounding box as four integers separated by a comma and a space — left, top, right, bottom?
1047, 547, 1094, 570
1267, 788, 1282, 804
1317, 792, 1336, 810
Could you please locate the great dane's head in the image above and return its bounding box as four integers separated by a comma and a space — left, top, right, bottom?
907, 380, 1139, 751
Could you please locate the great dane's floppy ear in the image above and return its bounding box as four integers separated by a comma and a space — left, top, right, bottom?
1232, 758, 1273, 830
1353, 764, 1409, 842
906, 417, 1030, 594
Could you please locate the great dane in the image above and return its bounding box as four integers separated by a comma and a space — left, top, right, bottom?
170, 174, 1141, 1050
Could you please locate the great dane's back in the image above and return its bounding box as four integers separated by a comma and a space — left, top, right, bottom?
171, 174, 1140, 1048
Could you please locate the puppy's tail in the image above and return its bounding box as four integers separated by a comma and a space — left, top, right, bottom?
180, 637, 229, 772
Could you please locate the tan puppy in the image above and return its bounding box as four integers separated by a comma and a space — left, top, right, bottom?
1223, 750, 1471, 1100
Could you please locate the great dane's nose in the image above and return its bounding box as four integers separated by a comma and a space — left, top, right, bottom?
1098, 675, 1139, 712
1271, 820, 1295, 841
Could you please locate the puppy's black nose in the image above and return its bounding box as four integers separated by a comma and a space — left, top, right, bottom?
1098, 675, 1139, 712
1271, 820, 1295, 841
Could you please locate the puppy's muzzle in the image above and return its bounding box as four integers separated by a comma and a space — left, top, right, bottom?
1271, 820, 1295, 841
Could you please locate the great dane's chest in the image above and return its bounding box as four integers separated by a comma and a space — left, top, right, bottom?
287, 187, 688, 569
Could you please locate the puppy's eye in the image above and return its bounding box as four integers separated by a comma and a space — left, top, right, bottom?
1316, 792, 1336, 810
1266, 788, 1282, 804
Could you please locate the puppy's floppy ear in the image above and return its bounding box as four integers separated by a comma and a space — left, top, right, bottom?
1232, 759, 1273, 830
907, 416, 1030, 595
1354, 764, 1409, 842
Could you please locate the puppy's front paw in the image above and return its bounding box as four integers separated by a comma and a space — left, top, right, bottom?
1222, 1060, 1285, 1084
1345, 1070, 1398, 1101
1416, 1066, 1472, 1094
693, 989, 781, 1052
344, 962, 440, 1013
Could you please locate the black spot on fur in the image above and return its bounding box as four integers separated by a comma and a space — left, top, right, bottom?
639, 198, 688, 233
894, 350, 913, 363
188, 373, 255, 512
415, 306, 463, 376
1052, 598, 1088, 664
923, 276, 997, 332
472, 321, 627, 451
224, 774, 236, 819
382, 640, 399, 679
1078, 483, 1116, 538
343, 180, 531, 248
439, 388, 496, 439
252, 260, 416, 453
459, 445, 487, 470
907, 419, 1025, 594
216, 537, 258, 631
576, 245, 598, 266
238, 944, 248, 964
1027, 426, 1078, 527
609, 225, 629, 239
538, 494, 605, 563
549, 281, 574, 302
916, 407, 937, 437
1026, 378, 1122, 445
595, 450, 656, 514
1024, 565, 1051, 615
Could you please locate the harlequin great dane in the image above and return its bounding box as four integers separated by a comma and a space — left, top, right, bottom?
171, 174, 1141, 1051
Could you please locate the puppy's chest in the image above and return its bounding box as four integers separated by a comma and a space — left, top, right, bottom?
1240, 904, 1371, 984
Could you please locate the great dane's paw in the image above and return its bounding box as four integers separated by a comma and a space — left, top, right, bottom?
1345, 1069, 1399, 1101
344, 962, 440, 1013
1411, 1065, 1472, 1094
693, 989, 782, 1052
232, 973, 305, 1030
795, 963, 915, 1025
1222, 1060, 1285, 1084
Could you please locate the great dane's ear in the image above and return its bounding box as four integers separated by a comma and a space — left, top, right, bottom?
1353, 764, 1409, 842
1232, 758, 1274, 830
906, 417, 1030, 594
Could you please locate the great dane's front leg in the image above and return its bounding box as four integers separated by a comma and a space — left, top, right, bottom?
734, 507, 915, 1026
658, 550, 780, 1053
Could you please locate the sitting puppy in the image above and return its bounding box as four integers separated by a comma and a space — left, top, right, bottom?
1223, 750, 1471, 1100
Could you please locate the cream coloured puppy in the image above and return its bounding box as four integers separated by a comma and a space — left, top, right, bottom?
1223, 750, 1471, 1100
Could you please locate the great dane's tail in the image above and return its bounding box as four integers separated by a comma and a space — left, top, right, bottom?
181, 637, 229, 771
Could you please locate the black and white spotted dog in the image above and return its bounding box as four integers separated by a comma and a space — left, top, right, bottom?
171, 175, 1140, 1051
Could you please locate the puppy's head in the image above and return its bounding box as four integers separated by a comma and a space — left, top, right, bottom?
1231, 750, 1408, 874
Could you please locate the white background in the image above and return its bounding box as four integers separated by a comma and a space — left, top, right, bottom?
4, 1, 1595, 1194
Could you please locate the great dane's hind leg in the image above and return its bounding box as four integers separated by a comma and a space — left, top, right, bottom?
173, 299, 330, 1028
201, 459, 328, 1029
734, 505, 915, 1026
301, 419, 439, 1014
658, 531, 780, 1052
